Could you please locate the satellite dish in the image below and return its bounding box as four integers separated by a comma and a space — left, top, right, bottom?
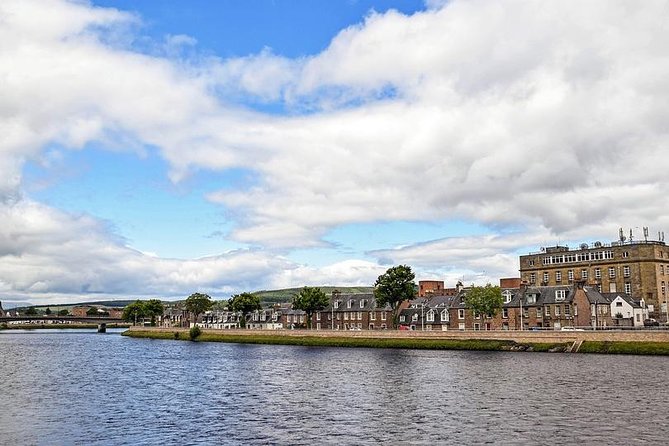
580, 243, 588, 250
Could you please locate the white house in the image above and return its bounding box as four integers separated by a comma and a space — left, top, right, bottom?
608, 294, 648, 327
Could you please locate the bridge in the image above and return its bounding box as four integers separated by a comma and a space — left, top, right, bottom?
0, 316, 126, 333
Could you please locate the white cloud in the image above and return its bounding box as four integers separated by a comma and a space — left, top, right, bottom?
2, 0, 669, 300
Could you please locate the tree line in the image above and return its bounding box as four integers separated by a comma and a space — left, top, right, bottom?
120, 265, 503, 329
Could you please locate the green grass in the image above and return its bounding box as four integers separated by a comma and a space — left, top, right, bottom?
122, 330, 569, 352
578, 341, 669, 355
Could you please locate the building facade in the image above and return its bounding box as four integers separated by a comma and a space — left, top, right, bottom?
520, 237, 669, 321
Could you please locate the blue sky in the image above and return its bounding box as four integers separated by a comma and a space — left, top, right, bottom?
1, 0, 668, 304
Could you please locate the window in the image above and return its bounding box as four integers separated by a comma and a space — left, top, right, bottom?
316, 312, 321, 321
662, 281, 666, 296
336, 313, 340, 320
608, 267, 616, 278
662, 265, 666, 275
426, 310, 435, 322
527, 294, 536, 304
502, 290, 512, 303
357, 311, 363, 320
616, 301, 623, 307
458, 323, 465, 330
474, 323, 480, 331
529, 273, 536, 284
529, 260, 535, 266
545, 306, 550, 316
555, 306, 561, 316
441, 309, 449, 322
524, 308, 529, 318
381, 312, 387, 321
609, 282, 616, 293
594, 268, 601, 279
555, 290, 566, 301
360, 299, 366, 308
458, 309, 465, 319
568, 270, 574, 281
334, 301, 340, 309
370, 311, 376, 321
344, 313, 349, 320
555, 271, 562, 283
543, 272, 549, 283
623, 251, 629, 258
581, 269, 588, 279
625, 282, 632, 294
502, 308, 508, 318
316, 323, 321, 330
399, 315, 406, 322
411, 313, 418, 322
565, 305, 570, 316
536, 307, 542, 318
574, 305, 578, 316
474, 311, 481, 319
347, 300, 353, 309
623, 266, 630, 277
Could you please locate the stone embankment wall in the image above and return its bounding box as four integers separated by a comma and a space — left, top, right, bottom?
127, 326, 669, 344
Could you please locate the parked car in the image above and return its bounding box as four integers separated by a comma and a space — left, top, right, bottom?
644, 319, 659, 327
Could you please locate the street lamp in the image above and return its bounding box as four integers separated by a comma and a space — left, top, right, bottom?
421, 301, 425, 331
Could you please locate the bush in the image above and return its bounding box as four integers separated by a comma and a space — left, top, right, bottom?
189, 325, 201, 340
173, 331, 180, 340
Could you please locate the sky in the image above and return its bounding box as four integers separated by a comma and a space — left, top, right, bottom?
2, 0, 669, 305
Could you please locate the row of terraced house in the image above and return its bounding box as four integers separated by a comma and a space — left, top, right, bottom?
160, 232, 666, 330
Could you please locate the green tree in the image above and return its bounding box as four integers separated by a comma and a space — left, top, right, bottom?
184, 293, 213, 325
86, 306, 100, 316
374, 265, 416, 329
25, 307, 38, 316
58, 309, 69, 316
229, 292, 262, 328
45, 307, 52, 315
143, 299, 164, 326
464, 284, 504, 328
292, 287, 329, 330
123, 300, 146, 325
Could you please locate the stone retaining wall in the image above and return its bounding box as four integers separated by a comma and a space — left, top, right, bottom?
127, 326, 669, 344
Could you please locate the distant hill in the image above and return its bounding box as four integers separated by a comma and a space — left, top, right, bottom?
252, 286, 374, 305
9, 288, 375, 311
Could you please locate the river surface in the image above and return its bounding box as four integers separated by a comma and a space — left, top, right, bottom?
1, 329, 668, 445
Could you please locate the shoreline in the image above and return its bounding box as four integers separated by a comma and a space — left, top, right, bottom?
122, 327, 669, 355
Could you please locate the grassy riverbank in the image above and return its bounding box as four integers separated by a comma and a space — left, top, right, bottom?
123, 329, 570, 352
578, 341, 669, 355
1, 323, 131, 330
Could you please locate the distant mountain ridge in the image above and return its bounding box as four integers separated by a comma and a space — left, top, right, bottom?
10, 287, 375, 309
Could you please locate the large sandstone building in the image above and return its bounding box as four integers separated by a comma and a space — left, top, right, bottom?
519, 229, 669, 321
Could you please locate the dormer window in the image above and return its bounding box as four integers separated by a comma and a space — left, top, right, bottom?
440, 309, 449, 322
526, 294, 537, 304
426, 310, 435, 322
360, 299, 366, 308
334, 300, 340, 309
347, 300, 353, 309
411, 313, 418, 322
502, 290, 512, 304
555, 290, 566, 301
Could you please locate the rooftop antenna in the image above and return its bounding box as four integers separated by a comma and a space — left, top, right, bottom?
643, 226, 649, 242
629, 228, 633, 242
619, 228, 625, 243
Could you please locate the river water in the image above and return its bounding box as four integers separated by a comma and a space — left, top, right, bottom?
0, 329, 668, 445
